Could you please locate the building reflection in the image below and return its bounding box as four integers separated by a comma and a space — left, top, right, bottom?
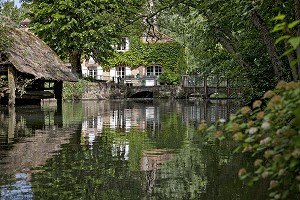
80, 99, 240, 197
140, 149, 174, 195
81, 100, 239, 142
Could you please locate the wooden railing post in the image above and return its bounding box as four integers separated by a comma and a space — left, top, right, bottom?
204, 75, 208, 98
227, 79, 230, 97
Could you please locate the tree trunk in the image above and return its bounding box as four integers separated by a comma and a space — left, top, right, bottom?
217, 30, 250, 68
249, 11, 285, 80
69, 50, 82, 78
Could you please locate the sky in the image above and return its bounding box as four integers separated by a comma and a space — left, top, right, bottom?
13, 0, 21, 7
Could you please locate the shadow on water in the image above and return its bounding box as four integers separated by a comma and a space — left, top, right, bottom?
0, 99, 268, 199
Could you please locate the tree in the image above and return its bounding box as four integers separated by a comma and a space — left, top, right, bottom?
25, 0, 146, 77
148, 0, 298, 100
0, 0, 25, 24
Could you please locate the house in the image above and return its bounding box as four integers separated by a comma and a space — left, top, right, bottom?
81, 32, 184, 86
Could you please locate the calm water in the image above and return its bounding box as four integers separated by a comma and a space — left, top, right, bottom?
0, 99, 267, 200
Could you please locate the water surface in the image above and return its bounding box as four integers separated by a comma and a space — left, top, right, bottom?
0, 100, 267, 199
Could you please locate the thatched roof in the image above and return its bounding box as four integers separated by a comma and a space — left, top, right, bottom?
3, 28, 77, 82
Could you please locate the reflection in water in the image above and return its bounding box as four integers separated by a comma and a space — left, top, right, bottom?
0, 105, 79, 199
0, 100, 268, 199
1, 173, 32, 199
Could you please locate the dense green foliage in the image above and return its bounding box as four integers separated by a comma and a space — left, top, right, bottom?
200, 81, 300, 199
272, 15, 300, 69
152, 0, 300, 100
25, 0, 146, 76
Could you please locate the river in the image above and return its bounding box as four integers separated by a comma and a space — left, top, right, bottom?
0, 99, 268, 199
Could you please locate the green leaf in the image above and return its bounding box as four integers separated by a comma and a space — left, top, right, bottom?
271, 22, 286, 32
272, 14, 286, 21
245, 136, 255, 143
275, 35, 290, 44
288, 37, 300, 49
281, 47, 295, 57
288, 20, 300, 29
291, 58, 300, 67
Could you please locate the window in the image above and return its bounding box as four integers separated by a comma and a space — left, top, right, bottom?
147, 66, 162, 76
88, 68, 97, 79
116, 67, 125, 78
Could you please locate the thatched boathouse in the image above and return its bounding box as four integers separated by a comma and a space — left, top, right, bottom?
0, 28, 78, 106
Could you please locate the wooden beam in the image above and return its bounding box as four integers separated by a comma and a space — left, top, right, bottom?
54, 81, 63, 101
8, 65, 16, 107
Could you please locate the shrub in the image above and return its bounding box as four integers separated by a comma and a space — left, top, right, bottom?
63, 79, 88, 101
200, 81, 300, 199
159, 70, 181, 85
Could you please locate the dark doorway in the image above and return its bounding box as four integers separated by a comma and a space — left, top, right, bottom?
130, 91, 153, 98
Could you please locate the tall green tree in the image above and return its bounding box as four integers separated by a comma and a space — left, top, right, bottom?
25, 0, 146, 77
149, 0, 299, 100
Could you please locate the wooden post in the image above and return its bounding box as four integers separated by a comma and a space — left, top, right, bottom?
54, 81, 63, 101
227, 79, 230, 97
204, 75, 208, 98
8, 65, 16, 107
54, 81, 63, 127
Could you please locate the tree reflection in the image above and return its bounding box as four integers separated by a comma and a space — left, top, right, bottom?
0, 99, 266, 200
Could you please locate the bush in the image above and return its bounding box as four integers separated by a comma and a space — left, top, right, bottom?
159, 70, 180, 85
63, 79, 88, 101
200, 81, 300, 199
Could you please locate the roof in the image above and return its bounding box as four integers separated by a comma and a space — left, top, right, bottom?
3, 28, 78, 82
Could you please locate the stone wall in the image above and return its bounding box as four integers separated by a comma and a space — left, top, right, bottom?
82, 82, 127, 100
81, 82, 186, 100
153, 85, 184, 98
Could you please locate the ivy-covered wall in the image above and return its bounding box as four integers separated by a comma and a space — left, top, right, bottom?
104, 36, 187, 85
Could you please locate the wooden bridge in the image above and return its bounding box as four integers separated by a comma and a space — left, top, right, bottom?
181, 75, 235, 98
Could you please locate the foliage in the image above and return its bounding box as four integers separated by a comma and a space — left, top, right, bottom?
106, 37, 184, 68
26, 0, 146, 75
0, 26, 10, 52
210, 92, 227, 98
153, 0, 299, 101
0, 0, 25, 24
0, 16, 14, 53
159, 69, 180, 85
272, 15, 300, 67
63, 79, 88, 101
200, 81, 300, 199
104, 36, 186, 85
